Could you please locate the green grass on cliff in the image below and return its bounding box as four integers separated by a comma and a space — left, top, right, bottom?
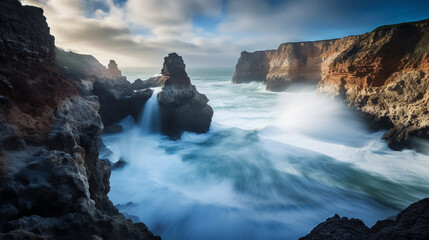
55, 48, 105, 80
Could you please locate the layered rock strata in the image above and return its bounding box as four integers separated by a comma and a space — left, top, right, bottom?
0, 1, 159, 239
157, 53, 213, 138
232, 19, 429, 150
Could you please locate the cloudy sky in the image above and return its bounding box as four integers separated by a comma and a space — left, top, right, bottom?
22, 0, 429, 68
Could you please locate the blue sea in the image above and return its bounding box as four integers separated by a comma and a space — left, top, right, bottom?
101, 67, 429, 240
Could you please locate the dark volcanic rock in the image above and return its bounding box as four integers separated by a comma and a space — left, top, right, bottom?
112, 159, 127, 170
157, 53, 213, 138
369, 198, 429, 240
301, 198, 429, 240
132, 77, 163, 90
130, 88, 154, 121
160, 53, 192, 86
300, 214, 371, 240
92, 77, 133, 126
0, 1, 158, 239
103, 124, 124, 134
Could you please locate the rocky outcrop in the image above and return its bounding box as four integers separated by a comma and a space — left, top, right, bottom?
300, 198, 429, 240
232, 19, 429, 150
0, 1, 158, 239
157, 53, 213, 138
0, 0, 78, 144
56, 49, 110, 82
56, 50, 154, 126
131, 77, 163, 90
108, 60, 122, 78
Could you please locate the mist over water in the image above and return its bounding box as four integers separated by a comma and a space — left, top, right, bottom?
102, 68, 429, 240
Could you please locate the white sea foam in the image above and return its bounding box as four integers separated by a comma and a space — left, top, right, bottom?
103, 68, 429, 240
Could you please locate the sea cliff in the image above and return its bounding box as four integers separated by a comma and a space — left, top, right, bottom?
0, 1, 159, 239
232, 19, 429, 150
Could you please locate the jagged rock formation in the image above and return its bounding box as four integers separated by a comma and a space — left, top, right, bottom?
56, 50, 154, 126
108, 60, 122, 78
300, 198, 429, 240
0, 1, 159, 239
232, 19, 429, 150
157, 53, 213, 138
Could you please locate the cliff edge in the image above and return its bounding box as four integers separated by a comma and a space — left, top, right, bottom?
0, 1, 159, 239
232, 19, 429, 150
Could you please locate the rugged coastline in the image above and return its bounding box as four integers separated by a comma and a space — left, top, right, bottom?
0, 0, 159, 239
1, 0, 428, 239
232, 19, 429, 150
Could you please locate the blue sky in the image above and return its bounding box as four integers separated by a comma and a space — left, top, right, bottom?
22, 0, 429, 68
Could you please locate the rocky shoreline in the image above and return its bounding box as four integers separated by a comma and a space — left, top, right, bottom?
0, 1, 214, 238
0, 0, 428, 239
232, 19, 429, 150
301, 198, 429, 240
0, 0, 161, 239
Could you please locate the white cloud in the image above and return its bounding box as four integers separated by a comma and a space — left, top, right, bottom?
21, 0, 429, 68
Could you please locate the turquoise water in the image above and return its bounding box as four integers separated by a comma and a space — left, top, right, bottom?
103, 68, 429, 240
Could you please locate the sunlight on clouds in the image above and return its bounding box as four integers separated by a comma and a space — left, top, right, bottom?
21, 0, 429, 68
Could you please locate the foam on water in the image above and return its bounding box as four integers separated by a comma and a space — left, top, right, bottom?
103, 68, 429, 240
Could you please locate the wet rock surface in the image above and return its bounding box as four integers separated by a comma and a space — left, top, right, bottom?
157, 53, 213, 138
132, 77, 163, 90
301, 198, 429, 240
0, 1, 159, 239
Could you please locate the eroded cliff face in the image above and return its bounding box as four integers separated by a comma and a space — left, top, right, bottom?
232, 37, 357, 91
232, 19, 429, 150
318, 21, 429, 150
0, 1, 159, 239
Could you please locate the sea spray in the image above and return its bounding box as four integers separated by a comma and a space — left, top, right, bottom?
103, 68, 429, 240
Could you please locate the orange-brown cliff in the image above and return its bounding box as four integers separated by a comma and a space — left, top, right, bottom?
232, 19, 429, 150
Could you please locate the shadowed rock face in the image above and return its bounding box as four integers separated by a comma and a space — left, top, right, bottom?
300, 198, 429, 240
56, 50, 154, 126
131, 77, 163, 90
0, 1, 159, 239
157, 53, 213, 138
232, 19, 429, 150
160, 52, 192, 86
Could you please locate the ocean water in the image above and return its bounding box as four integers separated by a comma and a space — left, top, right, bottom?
102, 68, 429, 240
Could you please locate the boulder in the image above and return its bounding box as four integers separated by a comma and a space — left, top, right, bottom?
92, 78, 133, 126
157, 53, 213, 138
131, 76, 162, 90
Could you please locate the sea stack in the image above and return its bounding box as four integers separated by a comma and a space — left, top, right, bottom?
108, 60, 122, 78
158, 53, 213, 138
